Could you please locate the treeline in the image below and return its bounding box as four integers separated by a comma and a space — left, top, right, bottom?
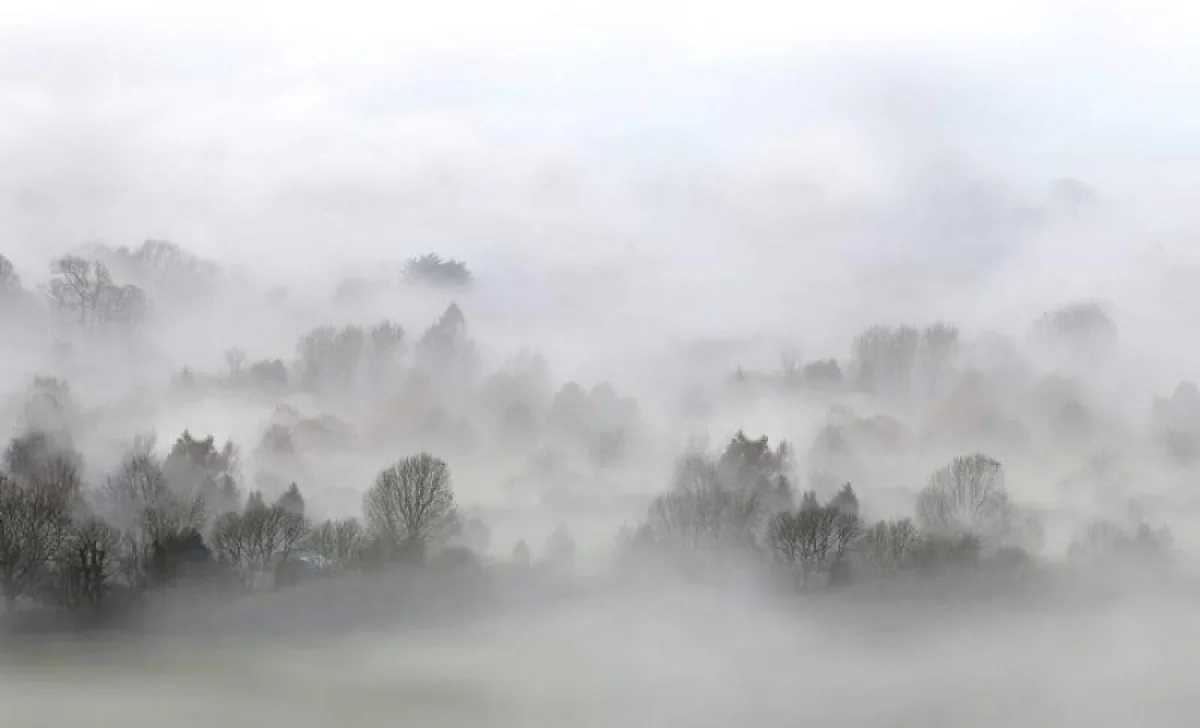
0, 243, 475, 333
739, 300, 1117, 403
619, 432, 1174, 591
0, 419, 1179, 636
0, 423, 494, 627
177, 302, 640, 472
0, 237, 1188, 637
726, 301, 1200, 469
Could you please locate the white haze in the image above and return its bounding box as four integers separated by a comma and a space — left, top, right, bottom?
4, 0, 1200, 726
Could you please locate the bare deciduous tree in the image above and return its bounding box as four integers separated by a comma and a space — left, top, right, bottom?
48, 256, 105, 327
211, 494, 309, 588
97, 282, 147, 329
767, 489, 861, 588
852, 324, 921, 398
47, 256, 146, 330
645, 458, 763, 556
859, 518, 920, 574
101, 447, 206, 589
56, 517, 120, 610
308, 518, 365, 571
363, 453, 458, 562
916, 453, 1013, 549
0, 472, 75, 607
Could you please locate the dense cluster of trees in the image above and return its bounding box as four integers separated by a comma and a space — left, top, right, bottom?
4, 244, 640, 507
0, 418, 480, 622
737, 301, 1117, 402
182, 300, 641, 485
724, 299, 1200, 472
0, 245, 204, 333
0, 239, 1189, 639
47, 256, 148, 331
622, 439, 1172, 591
292, 320, 407, 394
2, 403, 1173, 631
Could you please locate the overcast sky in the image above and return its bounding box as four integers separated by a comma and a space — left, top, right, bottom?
1, 0, 1198, 317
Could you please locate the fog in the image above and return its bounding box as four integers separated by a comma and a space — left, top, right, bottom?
2, 1, 1200, 726
8, 586, 1200, 726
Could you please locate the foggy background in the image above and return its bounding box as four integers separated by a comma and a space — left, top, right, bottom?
5, 1, 1200, 356
3, 1, 1200, 726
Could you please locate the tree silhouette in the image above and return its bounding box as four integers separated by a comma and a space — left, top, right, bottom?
402, 253, 472, 288
916, 453, 1013, 549
363, 453, 458, 563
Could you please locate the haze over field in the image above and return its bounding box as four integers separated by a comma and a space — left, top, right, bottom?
2, 1, 1200, 726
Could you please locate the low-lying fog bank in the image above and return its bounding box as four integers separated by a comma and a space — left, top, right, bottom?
6, 581, 1200, 728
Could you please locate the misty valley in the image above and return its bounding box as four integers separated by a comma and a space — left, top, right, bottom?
0, 242, 1198, 726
